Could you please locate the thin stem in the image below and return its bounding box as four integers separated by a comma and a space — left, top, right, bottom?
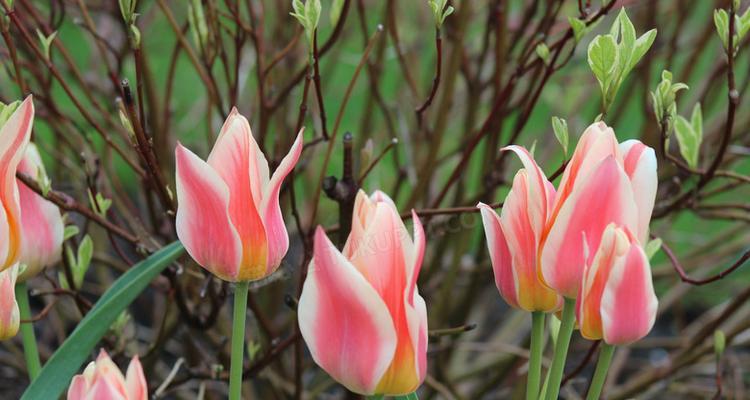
543, 298, 576, 400
527, 312, 545, 400
586, 344, 615, 400
16, 282, 42, 380
229, 281, 250, 400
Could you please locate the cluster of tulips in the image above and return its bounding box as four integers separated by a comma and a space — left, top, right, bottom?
0, 97, 657, 399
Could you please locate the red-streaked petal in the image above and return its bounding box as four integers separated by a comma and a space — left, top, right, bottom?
501, 171, 560, 312
501, 145, 550, 231
0, 96, 33, 271
577, 224, 629, 340
298, 227, 396, 395
125, 356, 147, 400
541, 156, 638, 298
260, 129, 303, 274
620, 140, 657, 243
0, 265, 19, 340
601, 243, 658, 345
67, 375, 90, 400
551, 122, 620, 224
478, 202, 519, 309
206, 110, 268, 280
175, 144, 242, 282
18, 143, 64, 280
344, 190, 378, 258
86, 379, 127, 400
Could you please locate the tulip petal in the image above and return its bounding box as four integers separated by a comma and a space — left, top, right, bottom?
175, 144, 242, 281
125, 356, 147, 400
551, 122, 620, 222
298, 227, 397, 395
541, 156, 638, 298
0, 265, 19, 340
18, 143, 64, 280
206, 110, 268, 280
260, 130, 304, 273
501, 145, 550, 232
0, 96, 33, 271
601, 243, 658, 345
344, 190, 378, 259
86, 379, 127, 400
620, 140, 657, 243
478, 202, 519, 308
67, 375, 90, 400
403, 290, 428, 392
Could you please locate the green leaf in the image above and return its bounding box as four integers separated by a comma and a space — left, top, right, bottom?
330, 0, 344, 26
617, 9, 636, 66
569, 17, 587, 43
645, 238, 662, 260
674, 104, 702, 169
587, 34, 618, 97
629, 29, 657, 72
714, 9, 729, 50
714, 330, 726, 357
63, 225, 79, 241
535, 43, 550, 65
35, 29, 57, 61
21, 242, 185, 400
394, 393, 420, 400
551, 116, 569, 156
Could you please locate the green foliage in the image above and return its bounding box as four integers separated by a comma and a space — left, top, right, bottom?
587, 9, 656, 113
428, 0, 454, 29
61, 234, 94, 289
291, 0, 322, 52
63, 225, 79, 241
118, 0, 137, 25
650, 70, 688, 134
34, 29, 57, 61
568, 17, 588, 43
0, 100, 20, 127
188, 0, 210, 56
87, 190, 112, 218
536, 43, 551, 65
645, 238, 662, 260
673, 103, 703, 169
714, 330, 726, 358
330, 0, 345, 27
21, 242, 185, 400
551, 116, 569, 156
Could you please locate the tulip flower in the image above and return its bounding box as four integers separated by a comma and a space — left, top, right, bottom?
175, 108, 303, 282
0, 266, 19, 341
577, 224, 657, 345
540, 122, 657, 299
298, 190, 427, 396
478, 146, 560, 313
175, 108, 303, 399
67, 350, 147, 400
17, 142, 65, 281
0, 96, 34, 272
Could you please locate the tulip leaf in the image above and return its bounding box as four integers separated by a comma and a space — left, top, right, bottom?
21, 241, 184, 400
394, 394, 419, 400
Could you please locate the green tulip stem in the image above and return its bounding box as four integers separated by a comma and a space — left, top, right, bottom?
229, 281, 250, 400
526, 311, 545, 400
16, 282, 42, 381
543, 297, 576, 400
585, 343, 615, 400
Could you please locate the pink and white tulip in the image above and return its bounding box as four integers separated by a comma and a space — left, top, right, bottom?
577, 224, 658, 345
0, 96, 34, 272
298, 190, 427, 395
17, 143, 65, 281
0, 265, 19, 340
175, 108, 303, 282
67, 350, 147, 400
540, 122, 657, 298
478, 146, 560, 312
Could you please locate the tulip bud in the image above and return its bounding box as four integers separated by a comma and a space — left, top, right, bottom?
477, 146, 560, 312
0, 96, 34, 272
175, 108, 303, 282
0, 265, 19, 340
17, 143, 65, 281
298, 190, 427, 396
67, 349, 147, 400
577, 224, 658, 345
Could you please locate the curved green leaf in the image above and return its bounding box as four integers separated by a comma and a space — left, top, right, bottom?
21, 241, 185, 400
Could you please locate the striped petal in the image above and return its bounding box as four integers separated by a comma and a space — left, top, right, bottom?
0, 96, 33, 271
541, 156, 638, 298
67, 375, 90, 400
125, 356, 147, 400
260, 130, 303, 274
18, 143, 64, 281
298, 227, 397, 395
620, 140, 657, 243
175, 144, 242, 282
478, 202, 519, 309
601, 240, 658, 345
0, 265, 19, 340
206, 109, 268, 281
577, 224, 630, 340
501, 145, 550, 232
